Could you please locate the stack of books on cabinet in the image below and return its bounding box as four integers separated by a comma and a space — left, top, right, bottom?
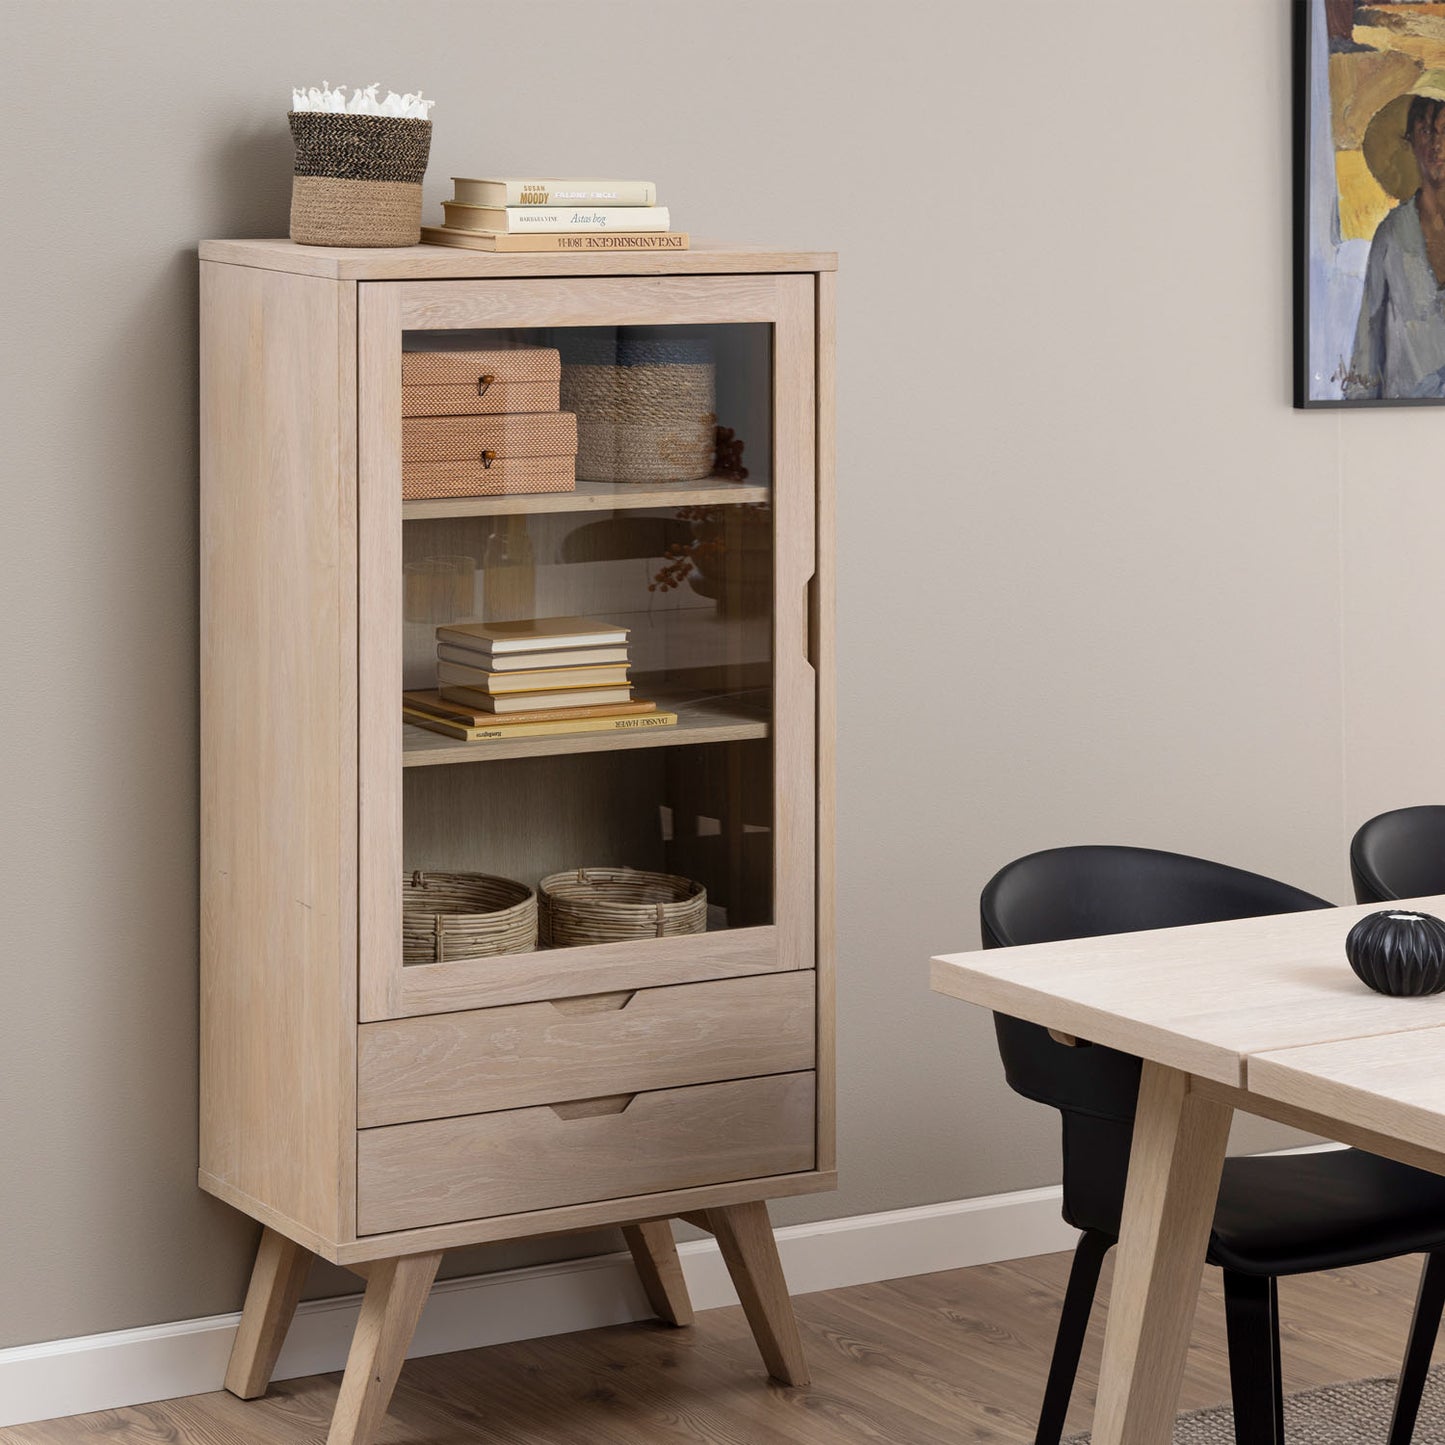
421, 176, 688, 252
403, 615, 679, 742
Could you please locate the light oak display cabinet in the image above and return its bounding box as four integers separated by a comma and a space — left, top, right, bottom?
199, 238, 835, 1444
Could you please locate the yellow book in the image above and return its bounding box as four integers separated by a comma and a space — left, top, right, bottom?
404, 707, 678, 742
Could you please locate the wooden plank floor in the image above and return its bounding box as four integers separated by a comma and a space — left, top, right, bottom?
5, 1250, 1442, 1443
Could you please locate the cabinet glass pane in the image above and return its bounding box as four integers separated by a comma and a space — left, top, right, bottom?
398, 322, 775, 960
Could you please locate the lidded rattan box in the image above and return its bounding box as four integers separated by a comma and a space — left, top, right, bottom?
401, 348, 577, 499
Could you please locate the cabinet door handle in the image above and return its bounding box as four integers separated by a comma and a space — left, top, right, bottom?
805, 574, 819, 670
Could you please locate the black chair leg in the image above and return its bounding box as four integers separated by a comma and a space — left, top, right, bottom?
1223, 1269, 1284, 1445
1269, 1276, 1284, 1444
1388, 1252, 1445, 1445
1034, 1228, 1112, 1445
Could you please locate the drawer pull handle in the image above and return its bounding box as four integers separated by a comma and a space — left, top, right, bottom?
480, 449, 497, 469
549, 1093, 635, 1120
477, 373, 496, 397
549, 991, 636, 1016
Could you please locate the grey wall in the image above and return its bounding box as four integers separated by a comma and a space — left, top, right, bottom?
2, 0, 1442, 1351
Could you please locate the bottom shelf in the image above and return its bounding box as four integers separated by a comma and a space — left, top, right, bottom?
401, 689, 770, 765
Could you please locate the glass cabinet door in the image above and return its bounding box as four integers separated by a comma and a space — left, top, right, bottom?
358, 276, 816, 1022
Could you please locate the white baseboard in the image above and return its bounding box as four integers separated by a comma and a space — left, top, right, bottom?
0, 1185, 1075, 1428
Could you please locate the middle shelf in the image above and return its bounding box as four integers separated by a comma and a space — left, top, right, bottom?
402, 476, 769, 521
401, 689, 771, 766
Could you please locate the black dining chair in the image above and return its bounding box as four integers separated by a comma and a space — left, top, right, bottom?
1351, 805, 1445, 906
982, 844, 1445, 1445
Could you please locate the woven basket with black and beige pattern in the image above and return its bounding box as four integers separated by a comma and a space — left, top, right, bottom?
288, 112, 432, 247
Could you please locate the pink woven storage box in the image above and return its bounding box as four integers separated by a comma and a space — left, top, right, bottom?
401, 412, 578, 500
402, 348, 562, 418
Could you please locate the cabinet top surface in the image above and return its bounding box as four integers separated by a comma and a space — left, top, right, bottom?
199, 237, 837, 280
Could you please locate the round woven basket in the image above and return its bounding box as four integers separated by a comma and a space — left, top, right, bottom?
288, 112, 432, 247
561, 337, 716, 484
539, 868, 707, 947
402, 870, 536, 964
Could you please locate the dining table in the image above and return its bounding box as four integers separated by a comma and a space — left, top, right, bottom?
931, 895, 1445, 1445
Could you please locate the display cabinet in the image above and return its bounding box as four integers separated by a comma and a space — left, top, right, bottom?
199, 239, 835, 1444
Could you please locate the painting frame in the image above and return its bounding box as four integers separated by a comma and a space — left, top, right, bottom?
1294, 0, 1445, 408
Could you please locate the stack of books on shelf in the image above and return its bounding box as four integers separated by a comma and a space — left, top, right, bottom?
420, 176, 688, 253
403, 616, 679, 742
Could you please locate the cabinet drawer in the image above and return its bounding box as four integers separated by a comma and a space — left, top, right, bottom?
357, 1071, 816, 1234
358, 971, 815, 1127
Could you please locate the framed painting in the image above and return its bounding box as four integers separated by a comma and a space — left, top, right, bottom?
1294, 0, 1445, 406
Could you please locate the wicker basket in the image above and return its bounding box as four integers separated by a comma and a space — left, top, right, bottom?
288, 113, 432, 247
539, 867, 707, 947
402, 870, 537, 964
561, 337, 716, 484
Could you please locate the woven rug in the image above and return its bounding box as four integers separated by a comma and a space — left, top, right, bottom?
1065, 1364, 1445, 1443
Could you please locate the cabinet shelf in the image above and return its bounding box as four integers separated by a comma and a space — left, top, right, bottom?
401, 690, 771, 766
402, 476, 769, 521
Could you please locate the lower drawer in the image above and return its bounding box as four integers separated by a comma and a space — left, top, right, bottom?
358, 970, 816, 1126
356, 1071, 815, 1234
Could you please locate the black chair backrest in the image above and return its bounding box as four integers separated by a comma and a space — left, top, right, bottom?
980, 845, 1331, 1235
1350, 806, 1445, 904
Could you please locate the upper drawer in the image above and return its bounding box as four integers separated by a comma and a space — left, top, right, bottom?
358, 970, 815, 1127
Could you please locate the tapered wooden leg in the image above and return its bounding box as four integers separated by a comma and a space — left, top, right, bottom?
326, 1251, 442, 1445
700, 1200, 809, 1386
1092, 1064, 1232, 1445
224, 1227, 313, 1399
623, 1219, 695, 1326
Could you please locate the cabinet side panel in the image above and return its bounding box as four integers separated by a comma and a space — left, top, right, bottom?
199, 260, 354, 1247
815, 270, 837, 1173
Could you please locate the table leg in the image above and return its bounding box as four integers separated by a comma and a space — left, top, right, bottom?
1092, 1062, 1232, 1445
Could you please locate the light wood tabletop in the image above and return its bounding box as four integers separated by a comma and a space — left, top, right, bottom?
932, 895, 1445, 1086
931, 893, 1445, 1445
1249, 1026, 1445, 1161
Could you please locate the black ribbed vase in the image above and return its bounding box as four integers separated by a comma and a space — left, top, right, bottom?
1344, 910, 1445, 996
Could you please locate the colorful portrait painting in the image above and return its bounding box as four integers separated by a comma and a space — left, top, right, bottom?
1297, 0, 1445, 405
